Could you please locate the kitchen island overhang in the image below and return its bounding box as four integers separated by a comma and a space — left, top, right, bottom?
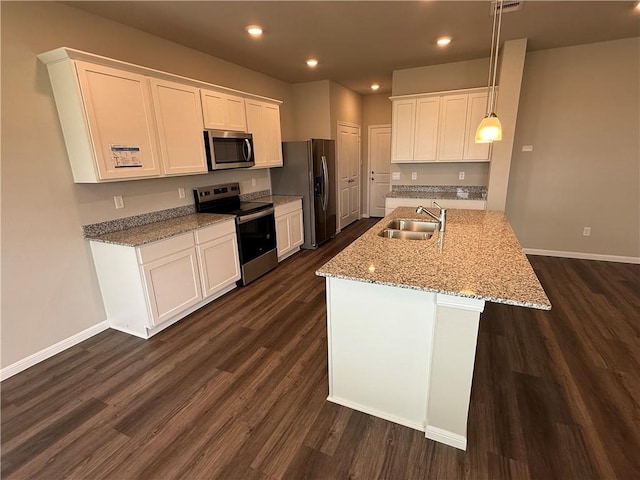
316, 207, 550, 450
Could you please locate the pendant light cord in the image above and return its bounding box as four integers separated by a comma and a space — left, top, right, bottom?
490, 0, 504, 115
485, 0, 499, 114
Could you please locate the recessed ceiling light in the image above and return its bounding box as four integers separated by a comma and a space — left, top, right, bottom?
436, 37, 452, 47
371, 84, 380, 91
246, 25, 263, 37
306, 59, 319, 67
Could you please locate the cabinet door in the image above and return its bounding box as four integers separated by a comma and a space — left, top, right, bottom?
437, 94, 469, 161
290, 209, 304, 249
201, 89, 247, 131
413, 97, 440, 161
150, 79, 208, 175
197, 233, 241, 298
391, 99, 416, 162
141, 247, 202, 326
275, 214, 292, 258
463, 92, 491, 161
245, 100, 267, 167
75, 61, 161, 180
264, 103, 283, 167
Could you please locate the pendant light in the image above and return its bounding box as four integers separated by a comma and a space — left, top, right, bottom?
475, 0, 504, 143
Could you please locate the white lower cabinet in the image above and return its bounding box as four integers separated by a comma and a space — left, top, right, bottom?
195, 221, 241, 298
275, 199, 304, 261
384, 197, 486, 216
90, 219, 239, 338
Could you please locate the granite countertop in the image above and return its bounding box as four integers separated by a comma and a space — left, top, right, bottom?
316, 207, 551, 310
86, 213, 234, 247
254, 195, 303, 206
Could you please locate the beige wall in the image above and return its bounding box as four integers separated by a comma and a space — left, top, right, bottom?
291, 80, 331, 140
392, 57, 489, 96
506, 38, 640, 258
0, 1, 295, 369
329, 81, 363, 140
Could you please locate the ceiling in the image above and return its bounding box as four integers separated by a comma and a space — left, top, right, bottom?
65, 1, 640, 95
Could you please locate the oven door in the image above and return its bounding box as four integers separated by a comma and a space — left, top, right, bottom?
236, 209, 278, 285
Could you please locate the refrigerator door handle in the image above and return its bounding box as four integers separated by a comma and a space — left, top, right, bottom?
321, 155, 329, 211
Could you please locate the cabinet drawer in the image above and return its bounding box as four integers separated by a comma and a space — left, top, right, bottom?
194, 219, 236, 244
137, 232, 195, 264
275, 199, 302, 218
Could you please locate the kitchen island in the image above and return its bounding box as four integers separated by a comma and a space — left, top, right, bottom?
316, 207, 550, 450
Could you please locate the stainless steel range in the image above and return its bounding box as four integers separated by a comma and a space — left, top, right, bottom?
194, 183, 277, 286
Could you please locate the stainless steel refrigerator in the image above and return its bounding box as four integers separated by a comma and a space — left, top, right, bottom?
270, 139, 336, 249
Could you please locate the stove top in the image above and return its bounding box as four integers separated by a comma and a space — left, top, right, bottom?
193, 183, 273, 218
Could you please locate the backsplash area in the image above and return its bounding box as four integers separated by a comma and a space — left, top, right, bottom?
391, 162, 489, 187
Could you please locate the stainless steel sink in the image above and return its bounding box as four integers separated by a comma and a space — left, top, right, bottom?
385, 219, 439, 233
378, 229, 434, 240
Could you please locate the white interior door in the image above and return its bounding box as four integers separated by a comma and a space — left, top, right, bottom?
337, 123, 361, 230
368, 125, 391, 217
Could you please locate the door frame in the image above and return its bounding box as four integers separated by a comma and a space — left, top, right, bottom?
336, 121, 361, 232
366, 124, 392, 218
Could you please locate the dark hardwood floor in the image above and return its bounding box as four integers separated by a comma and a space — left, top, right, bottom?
2, 218, 639, 479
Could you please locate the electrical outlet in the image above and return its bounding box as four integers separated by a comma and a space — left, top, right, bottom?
582, 226, 591, 237
522, 145, 534, 152
392, 172, 400, 180
459, 171, 465, 180
411, 172, 417, 180
251, 178, 257, 187
178, 187, 185, 199
114, 195, 124, 209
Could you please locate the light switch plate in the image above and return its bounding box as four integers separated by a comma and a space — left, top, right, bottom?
392, 172, 400, 180
178, 188, 186, 199
411, 172, 417, 180
114, 195, 124, 209
522, 145, 534, 152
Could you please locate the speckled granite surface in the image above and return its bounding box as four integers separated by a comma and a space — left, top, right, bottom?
82, 205, 196, 237
85, 213, 234, 247
316, 207, 551, 310
386, 185, 487, 201
254, 195, 302, 206
240, 189, 271, 201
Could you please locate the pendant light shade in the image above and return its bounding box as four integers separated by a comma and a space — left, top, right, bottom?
475, 113, 502, 143
475, 0, 504, 144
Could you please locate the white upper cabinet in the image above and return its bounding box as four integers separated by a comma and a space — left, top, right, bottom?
437, 94, 468, 161
149, 78, 207, 175
391, 88, 491, 164
462, 92, 492, 161
391, 99, 416, 162
200, 89, 247, 132
245, 99, 283, 168
414, 97, 441, 161
38, 47, 284, 182
73, 61, 162, 181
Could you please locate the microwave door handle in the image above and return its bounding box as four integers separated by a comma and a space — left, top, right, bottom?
243, 139, 253, 161
321, 155, 329, 212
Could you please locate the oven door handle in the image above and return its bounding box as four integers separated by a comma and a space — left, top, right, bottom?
237, 208, 274, 224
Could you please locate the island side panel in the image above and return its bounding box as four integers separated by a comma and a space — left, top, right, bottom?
325, 277, 437, 431
425, 294, 485, 450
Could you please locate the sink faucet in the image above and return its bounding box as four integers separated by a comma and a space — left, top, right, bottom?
416, 202, 446, 232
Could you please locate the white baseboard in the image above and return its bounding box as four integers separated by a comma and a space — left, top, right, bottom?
524, 248, 640, 264
425, 425, 467, 451
1, 321, 109, 381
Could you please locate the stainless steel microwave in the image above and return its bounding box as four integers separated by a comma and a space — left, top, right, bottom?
203, 130, 254, 170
